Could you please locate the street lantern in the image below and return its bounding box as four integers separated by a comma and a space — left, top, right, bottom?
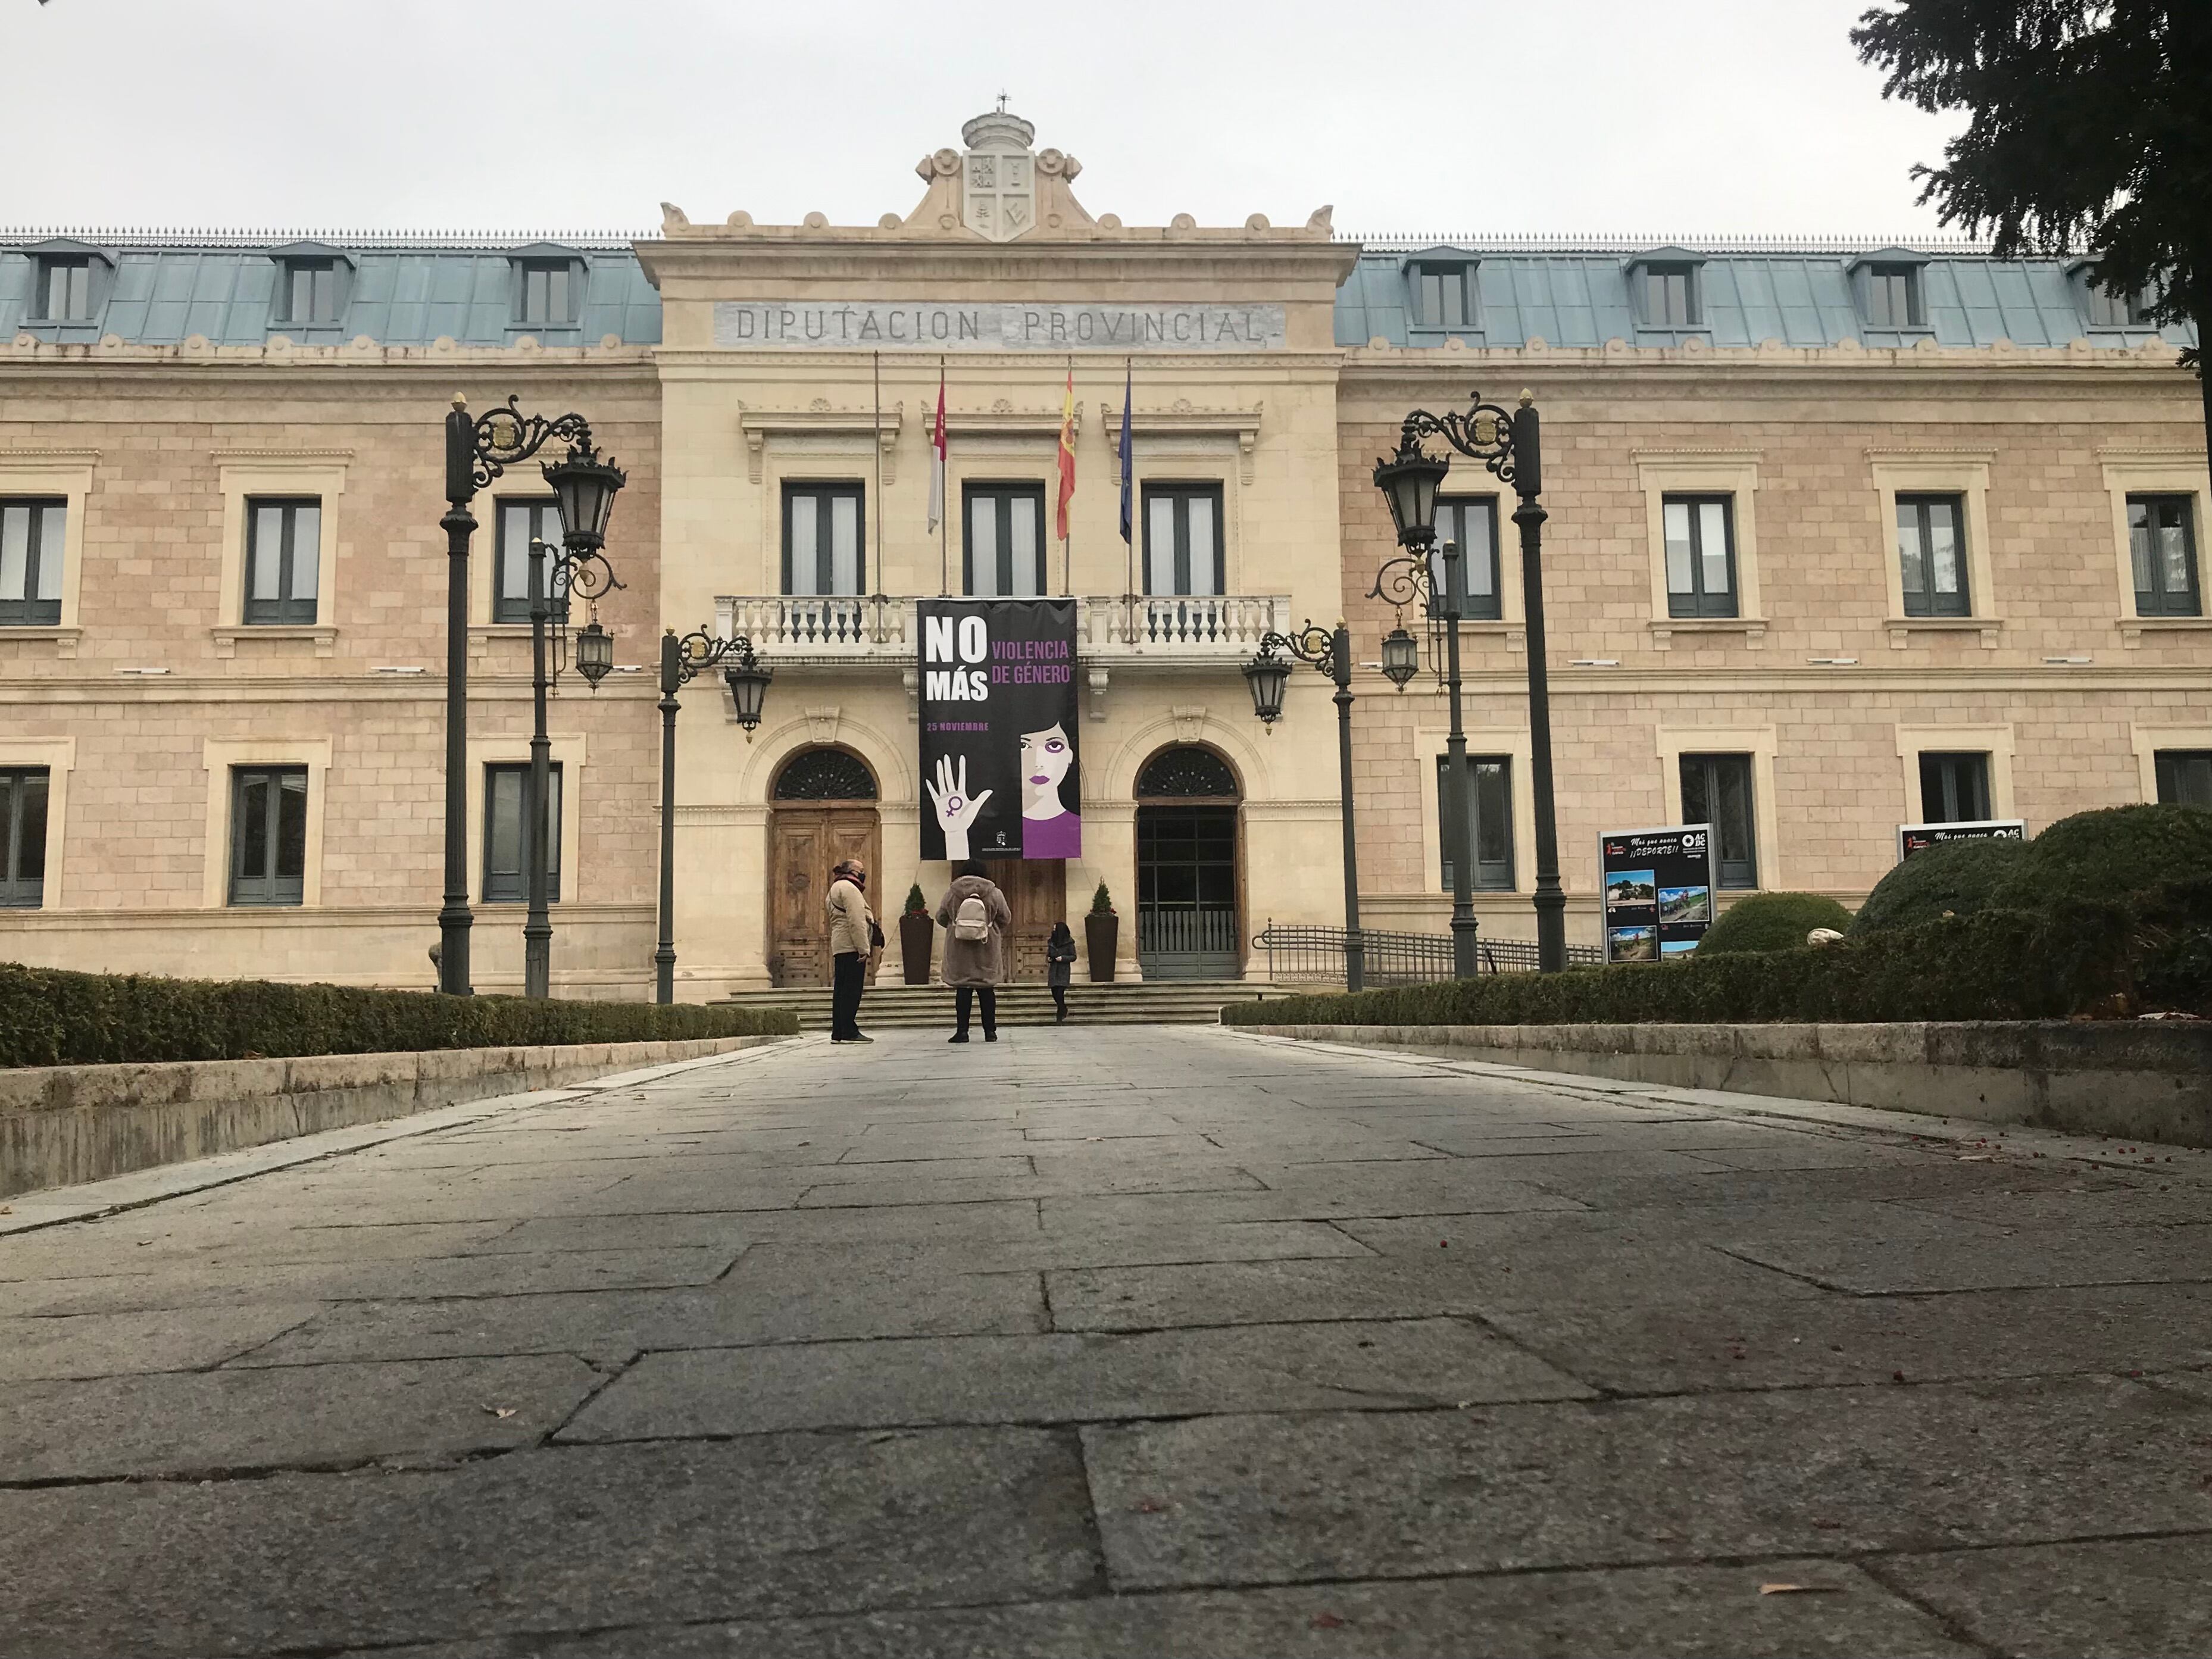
573, 620, 614, 688
1241, 644, 1292, 726
542, 441, 626, 552
1380, 625, 1421, 689
721, 645, 773, 733
1371, 430, 1449, 549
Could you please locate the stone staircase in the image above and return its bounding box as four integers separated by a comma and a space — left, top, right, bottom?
716, 979, 1277, 1030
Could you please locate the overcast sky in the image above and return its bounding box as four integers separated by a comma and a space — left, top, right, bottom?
11, 0, 1964, 241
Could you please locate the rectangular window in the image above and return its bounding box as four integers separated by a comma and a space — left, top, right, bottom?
963, 483, 1047, 598
1436, 754, 1514, 891
1919, 752, 1992, 823
2155, 750, 2212, 810
229, 766, 308, 907
495, 499, 568, 624
243, 498, 320, 625
1680, 754, 1757, 889
483, 763, 562, 904
518, 261, 574, 327
1663, 495, 1737, 617
1867, 265, 1922, 328
1644, 264, 1698, 326
1143, 483, 1224, 596
1432, 498, 1503, 621
2087, 280, 2152, 329
35, 258, 93, 322
1411, 263, 1471, 329
2129, 495, 2201, 617
282, 261, 343, 326
0, 767, 49, 909
1896, 493, 1970, 617
0, 499, 67, 626
782, 483, 864, 596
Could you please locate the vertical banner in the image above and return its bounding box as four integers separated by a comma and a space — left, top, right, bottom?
1599, 824, 1716, 963
917, 598, 1081, 862
1897, 818, 2024, 861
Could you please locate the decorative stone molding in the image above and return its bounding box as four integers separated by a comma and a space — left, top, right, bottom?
738, 407, 901, 485
210, 625, 339, 660
1101, 402, 1262, 484
804, 705, 843, 744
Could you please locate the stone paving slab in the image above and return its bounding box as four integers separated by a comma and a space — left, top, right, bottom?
327, 1561, 1980, 1657
1080, 1376, 2212, 1589
0, 1432, 1102, 1658
0, 1354, 602, 1481
0, 1301, 326, 1382
1876, 1534, 2212, 1658
559, 1319, 1592, 1439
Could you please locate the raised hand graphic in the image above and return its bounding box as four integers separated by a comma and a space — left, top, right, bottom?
926, 753, 992, 862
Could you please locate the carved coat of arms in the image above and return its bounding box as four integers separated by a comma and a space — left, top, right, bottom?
961, 111, 1037, 243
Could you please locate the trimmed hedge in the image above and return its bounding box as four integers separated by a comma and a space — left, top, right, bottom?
1228, 886, 2212, 1029
1852, 836, 2027, 935
1989, 804, 2212, 914
0, 964, 798, 1070
1697, 892, 1855, 955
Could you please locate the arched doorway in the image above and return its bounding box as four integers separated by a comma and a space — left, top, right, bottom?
1135, 745, 1242, 980
767, 746, 880, 988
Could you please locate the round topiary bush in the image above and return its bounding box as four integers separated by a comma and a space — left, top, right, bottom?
1852, 836, 2028, 935
1989, 803, 2212, 913
1696, 891, 1855, 955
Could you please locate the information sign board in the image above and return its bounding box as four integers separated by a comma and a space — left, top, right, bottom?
1896, 819, 2026, 861
1599, 824, 1716, 963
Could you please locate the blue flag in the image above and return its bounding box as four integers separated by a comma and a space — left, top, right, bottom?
1117, 364, 1133, 544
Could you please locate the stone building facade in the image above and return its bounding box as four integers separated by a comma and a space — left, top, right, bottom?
1, 111, 2205, 995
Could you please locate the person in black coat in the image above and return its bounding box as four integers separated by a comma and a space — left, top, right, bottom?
1045, 919, 1078, 1023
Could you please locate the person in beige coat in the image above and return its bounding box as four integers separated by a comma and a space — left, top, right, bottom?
824, 857, 875, 1043
935, 860, 1013, 1042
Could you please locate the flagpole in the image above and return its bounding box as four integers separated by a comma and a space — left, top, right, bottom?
938, 354, 948, 596
871, 351, 884, 626
1122, 357, 1135, 643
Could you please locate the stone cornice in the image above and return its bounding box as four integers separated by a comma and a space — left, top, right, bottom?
636, 235, 1360, 290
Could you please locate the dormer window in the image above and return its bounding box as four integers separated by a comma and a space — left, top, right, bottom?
2086, 277, 2155, 329
1866, 264, 1923, 329
518, 261, 576, 327
1642, 263, 1699, 326
34, 258, 94, 323
280, 261, 345, 326
1410, 262, 1473, 330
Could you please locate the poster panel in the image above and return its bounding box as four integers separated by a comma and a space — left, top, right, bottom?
1599, 823, 1716, 963
1897, 818, 2026, 861
916, 598, 1081, 862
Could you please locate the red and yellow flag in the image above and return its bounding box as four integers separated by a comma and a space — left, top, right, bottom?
1055, 366, 1076, 541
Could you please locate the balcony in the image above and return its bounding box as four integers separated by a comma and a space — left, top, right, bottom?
711, 593, 1291, 670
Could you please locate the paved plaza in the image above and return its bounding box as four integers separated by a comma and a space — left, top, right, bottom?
4, 1027, 2211, 1656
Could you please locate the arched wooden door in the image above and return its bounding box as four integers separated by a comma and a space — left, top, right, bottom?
767, 747, 881, 988
1133, 745, 1242, 980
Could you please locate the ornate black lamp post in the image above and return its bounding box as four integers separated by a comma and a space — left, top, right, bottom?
1244, 620, 1364, 991
521, 442, 626, 1000
438, 394, 615, 996
653, 623, 772, 1004
1371, 389, 1565, 974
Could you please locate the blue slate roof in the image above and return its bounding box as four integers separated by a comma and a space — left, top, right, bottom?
0, 232, 661, 346
1335, 238, 2197, 351
1, 229, 2192, 355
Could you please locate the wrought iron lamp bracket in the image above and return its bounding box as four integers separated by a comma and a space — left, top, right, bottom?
467, 395, 597, 493
670, 624, 767, 685
1399, 389, 1527, 490
1254, 620, 1340, 679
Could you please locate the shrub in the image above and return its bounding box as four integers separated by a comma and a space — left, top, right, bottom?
0, 964, 799, 1070
1227, 900, 2140, 1028
903, 883, 929, 917
1852, 835, 2028, 935
1090, 881, 1116, 914
1697, 892, 1855, 955
1989, 803, 2212, 914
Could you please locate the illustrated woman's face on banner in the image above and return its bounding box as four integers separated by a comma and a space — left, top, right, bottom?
1020, 723, 1074, 817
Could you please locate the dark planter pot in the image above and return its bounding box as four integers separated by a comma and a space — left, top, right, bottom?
1084, 912, 1120, 983
898, 912, 936, 986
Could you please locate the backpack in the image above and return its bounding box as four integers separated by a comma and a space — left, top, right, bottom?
952, 893, 991, 942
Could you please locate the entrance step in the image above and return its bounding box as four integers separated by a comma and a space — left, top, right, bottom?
715, 980, 1274, 1029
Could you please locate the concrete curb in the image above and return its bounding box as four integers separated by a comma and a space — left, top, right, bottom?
1225, 1019, 2212, 1149
0, 1033, 796, 1199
